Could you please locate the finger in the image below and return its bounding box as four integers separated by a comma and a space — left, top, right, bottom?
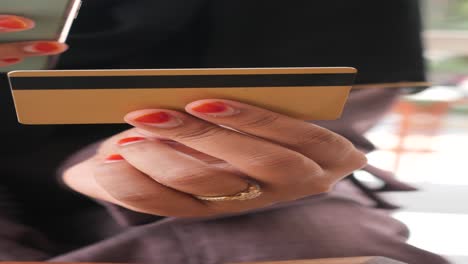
0, 15, 34, 33
116, 136, 249, 197
92, 154, 213, 217
0, 41, 68, 59
159, 140, 226, 165
124, 110, 322, 186
186, 99, 367, 169
97, 128, 221, 165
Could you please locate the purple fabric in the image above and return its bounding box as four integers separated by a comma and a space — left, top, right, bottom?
0, 88, 450, 264
47, 181, 448, 264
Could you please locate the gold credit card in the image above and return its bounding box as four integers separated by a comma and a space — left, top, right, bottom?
7, 67, 357, 125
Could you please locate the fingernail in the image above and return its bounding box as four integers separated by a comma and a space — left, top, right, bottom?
190, 102, 239, 117
104, 154, 125, 163
23, 42, 64, 53
117, 137, 146, 146
133, 112, 183, 128
0, 16, 29, 31
1, 58, 21, 64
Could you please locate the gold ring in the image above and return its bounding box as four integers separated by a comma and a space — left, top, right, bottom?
195, 181, 262, 202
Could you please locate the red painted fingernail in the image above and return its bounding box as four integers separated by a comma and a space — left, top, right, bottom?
133, 112, 182, 128
23, 42, 64, 53
135, 112, 170, 123
117, 137, 146, 146
1, 58, 21, 63
0, 16, 29, 30
191, 102, 239, 117
104, 154, 125, 163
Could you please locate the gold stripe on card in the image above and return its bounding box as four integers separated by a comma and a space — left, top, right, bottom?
12, 86, 351, 124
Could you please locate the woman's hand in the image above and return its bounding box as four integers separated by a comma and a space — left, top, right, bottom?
64, 100, 367, 217
0, 15, 68, 67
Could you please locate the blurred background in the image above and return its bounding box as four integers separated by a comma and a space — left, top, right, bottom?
356, 1, 468, 263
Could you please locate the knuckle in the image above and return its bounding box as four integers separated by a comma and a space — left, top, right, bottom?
62, 164, 80, 186
162, 166, 213, 186
314, 181, 334, 194
247, 151, 310, 171
332, 148, 368, 172
236, 113, 281, 129
305, 176, 336, 194
281, 179, 333, 200
62, 158, 95, 188
349, 150, 368, 169
297, 128, 347, 148
106, 185, 163, 205
172, 125, 228, 142
114, 192, 153, 204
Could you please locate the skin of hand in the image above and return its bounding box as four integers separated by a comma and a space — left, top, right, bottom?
64, 99, 367, 217
0, 15, 68, 67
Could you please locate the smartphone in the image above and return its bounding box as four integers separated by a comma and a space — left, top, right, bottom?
0, 0, 81, 72
8, 67, 357, 125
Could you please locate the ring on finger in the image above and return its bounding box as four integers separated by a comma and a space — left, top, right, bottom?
194, 180, 262, 202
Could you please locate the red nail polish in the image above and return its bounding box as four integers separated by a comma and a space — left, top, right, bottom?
191, 102, 239, 117
24, 42, 63, 53
134, 112, 171, 124
0, 16, 28, 30
192, 102, 228, 113
117, 137, 146, 146
1, 58, 21, 63
33, 42, 62, 52
104, 154, 125, 163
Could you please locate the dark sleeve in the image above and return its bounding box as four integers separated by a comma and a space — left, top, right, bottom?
57, 0, 210, 69
59, 0, 425, 86
0, 186, 54, 260
201, 0, 426, 85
